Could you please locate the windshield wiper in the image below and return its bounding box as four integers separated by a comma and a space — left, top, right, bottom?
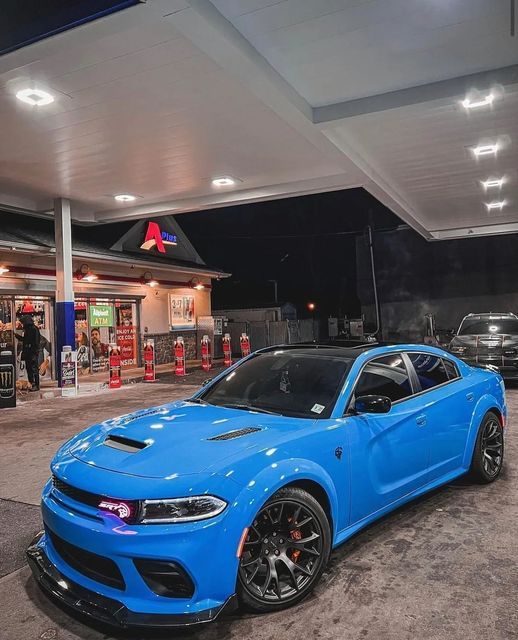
221, 403, 280, 416
186, 397, 209, 405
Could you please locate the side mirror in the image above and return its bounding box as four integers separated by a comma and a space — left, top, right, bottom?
354, 395, 392, 414
202, 378, 213, 387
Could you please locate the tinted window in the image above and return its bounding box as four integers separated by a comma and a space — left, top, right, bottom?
201, 350, 352, 418
443, 358, 460, 380
458, 318, 518, 335
408, 353, 449, 390
354, 354, 413, 403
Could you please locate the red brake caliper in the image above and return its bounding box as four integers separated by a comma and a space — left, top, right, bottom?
289, 518, 302, 562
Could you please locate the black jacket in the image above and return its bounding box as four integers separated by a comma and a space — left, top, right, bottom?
22, 324, 41, 357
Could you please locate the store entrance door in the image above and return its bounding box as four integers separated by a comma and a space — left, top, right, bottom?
14, 296, 54, 383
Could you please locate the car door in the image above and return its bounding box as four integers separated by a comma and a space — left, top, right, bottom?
406, 353, 471, 480
346, 353, 430, 524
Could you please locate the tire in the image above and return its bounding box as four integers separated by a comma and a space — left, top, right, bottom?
468, 411, 504, 483
237, 486, 331, 613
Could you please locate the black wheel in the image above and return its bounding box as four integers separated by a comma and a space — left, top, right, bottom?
469, 411, 504, 483
237, 487, 331, 613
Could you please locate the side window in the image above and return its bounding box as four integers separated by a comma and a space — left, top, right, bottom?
442, 358, 460, 380
354, 354, 413, 403
408, 353, 449, 390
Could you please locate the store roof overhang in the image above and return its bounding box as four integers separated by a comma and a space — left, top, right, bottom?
0, 0, 517, 240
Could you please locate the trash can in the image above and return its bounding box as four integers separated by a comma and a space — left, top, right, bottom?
0, 349, 16, 408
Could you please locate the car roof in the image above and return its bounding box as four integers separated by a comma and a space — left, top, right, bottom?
258, 342, 392, 360
463, 312, 518, 320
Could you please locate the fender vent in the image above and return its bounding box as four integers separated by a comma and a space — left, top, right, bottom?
104, 435, 148, 453
208, 427, 262, 441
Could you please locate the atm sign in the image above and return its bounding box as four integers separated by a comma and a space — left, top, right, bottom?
90, 304, 113, 327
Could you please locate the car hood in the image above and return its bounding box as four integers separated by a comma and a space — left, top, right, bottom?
66, 401, 307, 479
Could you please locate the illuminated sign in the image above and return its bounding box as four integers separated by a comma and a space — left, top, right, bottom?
98, 500, 133, 520
140, 221, 177, 253
89, 304, 113, 327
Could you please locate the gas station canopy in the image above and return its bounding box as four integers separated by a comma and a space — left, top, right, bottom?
1, 0, 517, 240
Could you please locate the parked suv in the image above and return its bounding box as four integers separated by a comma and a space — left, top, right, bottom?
449, 312, 518, 379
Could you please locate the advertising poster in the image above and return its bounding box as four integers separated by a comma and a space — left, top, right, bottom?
109, 344, 122, 389
0, 352, 16, 407
169, 294, 195, 331
61, 348, 78, 397
143, 338, 156, 382
90, 326, 110, 373
75, 300, 90, 376
116, 325, 137, 367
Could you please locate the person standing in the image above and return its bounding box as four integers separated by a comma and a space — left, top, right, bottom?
19, 315, 41, 391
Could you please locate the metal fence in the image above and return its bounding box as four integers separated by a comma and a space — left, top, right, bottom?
226, 319, 318, 355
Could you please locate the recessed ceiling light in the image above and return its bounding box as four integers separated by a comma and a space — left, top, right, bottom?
212, 176, 236, 187
486, 200, 507, 211
462, 93, 494, 110
0, 266, 9, 275
16, 88, 54, 106
472, 143, 499, 157
114, 194, 136, 202
482, 177, 505, 190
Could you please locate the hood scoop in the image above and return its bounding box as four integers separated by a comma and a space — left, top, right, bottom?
104, 435, 148, 453
208, 427, 262, 441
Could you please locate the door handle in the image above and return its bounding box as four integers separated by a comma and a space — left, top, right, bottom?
466, 392, 475, 402
416, 414, 427, 426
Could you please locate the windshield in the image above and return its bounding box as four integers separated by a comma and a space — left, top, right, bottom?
200, 350, 352, 418
458, 318, 518, 336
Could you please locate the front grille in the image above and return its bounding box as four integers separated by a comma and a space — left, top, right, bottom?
47, 529, 125, 590
134, 559, 194, 598
51, 475, 139, 523
52, 476, 102, 509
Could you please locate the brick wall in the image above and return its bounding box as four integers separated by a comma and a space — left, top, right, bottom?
139, 331, 198, 364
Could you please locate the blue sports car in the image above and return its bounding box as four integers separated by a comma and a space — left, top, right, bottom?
27, 344, 506, 627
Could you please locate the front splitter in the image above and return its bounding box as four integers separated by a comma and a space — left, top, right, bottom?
26, 533, 237, 628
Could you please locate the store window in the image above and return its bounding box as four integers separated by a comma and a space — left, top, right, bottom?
75, 297, 140, 375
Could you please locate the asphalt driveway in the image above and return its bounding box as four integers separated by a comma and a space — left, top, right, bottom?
0, 379, 517, 640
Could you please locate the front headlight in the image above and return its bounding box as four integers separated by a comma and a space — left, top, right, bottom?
140, 495, 227, 524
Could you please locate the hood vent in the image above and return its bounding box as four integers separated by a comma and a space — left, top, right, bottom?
208, 427, 262, 441
104, 435, 148, 453
119, 408, 166, 426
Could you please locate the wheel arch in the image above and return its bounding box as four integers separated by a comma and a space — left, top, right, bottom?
463, 395, 505, 468
235, 459, 340, 539
282, 479, 333, 533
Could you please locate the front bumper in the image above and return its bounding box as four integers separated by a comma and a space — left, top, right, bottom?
27, 532, 237, 628
30, 474, 247, 628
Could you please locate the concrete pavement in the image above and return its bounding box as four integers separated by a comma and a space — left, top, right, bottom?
0, 379, 517, 640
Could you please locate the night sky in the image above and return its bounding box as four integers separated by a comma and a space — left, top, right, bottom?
178, 188, 402, 318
